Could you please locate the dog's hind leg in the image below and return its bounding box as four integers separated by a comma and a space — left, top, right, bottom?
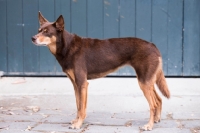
153, 86, 162, 123
138, 81, 158, 131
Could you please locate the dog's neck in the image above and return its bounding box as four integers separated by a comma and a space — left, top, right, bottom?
46, 35, 57, 55
47, 30, 74, 56
62, 30, 75, 48
47, 42, 57, 55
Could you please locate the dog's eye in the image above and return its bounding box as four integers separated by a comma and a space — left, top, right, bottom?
38, 28, 42, 32
43, 29, 48, 33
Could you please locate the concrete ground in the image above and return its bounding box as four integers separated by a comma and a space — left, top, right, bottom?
0, 77, 200, 133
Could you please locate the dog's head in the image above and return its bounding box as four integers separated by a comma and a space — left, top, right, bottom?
32, 12, 64, 46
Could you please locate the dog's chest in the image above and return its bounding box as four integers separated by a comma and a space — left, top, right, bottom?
48, 43, 57, 55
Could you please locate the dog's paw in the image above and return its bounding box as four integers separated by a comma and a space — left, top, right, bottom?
140, 124, 153, 131
69, 119, 83, 130
69, 124, 80, 130
71, 118, 78, 124
154, 119, 160, 123
154, 116, 161, 123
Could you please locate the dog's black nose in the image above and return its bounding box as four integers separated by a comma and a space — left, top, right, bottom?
31, 36, 36, 42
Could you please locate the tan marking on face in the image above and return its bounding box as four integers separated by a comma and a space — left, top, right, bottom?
47, 36, 57, 55
37, 36, 51, 45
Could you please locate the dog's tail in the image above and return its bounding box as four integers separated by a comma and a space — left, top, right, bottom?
156, 69, 170, 98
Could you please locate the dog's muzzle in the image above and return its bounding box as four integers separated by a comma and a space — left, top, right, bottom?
31, 36, 37, 43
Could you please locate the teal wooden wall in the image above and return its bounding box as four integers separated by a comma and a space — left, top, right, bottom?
0, 0, 200, 76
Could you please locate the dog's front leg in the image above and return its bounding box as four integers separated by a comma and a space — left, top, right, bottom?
65, 70, 80, 124
69, 79, 88, 129
67, 76, 79, 124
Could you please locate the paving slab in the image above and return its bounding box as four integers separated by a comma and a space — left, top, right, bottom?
0, 77, 200, 133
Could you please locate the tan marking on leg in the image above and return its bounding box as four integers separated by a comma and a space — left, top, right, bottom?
153, 87, 162, 123
65, 69, 79, 124
138, 81, 156, 131
70, 81, 88, 129
79, 82, 88, 119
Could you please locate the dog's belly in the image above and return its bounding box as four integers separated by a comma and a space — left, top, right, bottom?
87, 68, 118, 79
86, 55, 131, 79
87, 64, 127, 79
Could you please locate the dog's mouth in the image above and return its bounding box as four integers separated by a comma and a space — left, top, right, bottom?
32, 41, 47, 46
32, 41, 46, 46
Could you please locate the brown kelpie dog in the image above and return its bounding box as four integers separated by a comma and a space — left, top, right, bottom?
32, 12, 170, 131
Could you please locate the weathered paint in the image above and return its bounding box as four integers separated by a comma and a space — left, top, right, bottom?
0, 0, 199, 76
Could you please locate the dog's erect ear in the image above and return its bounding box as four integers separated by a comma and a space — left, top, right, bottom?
54, 15, 64, 31
38, 11, 49, 26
